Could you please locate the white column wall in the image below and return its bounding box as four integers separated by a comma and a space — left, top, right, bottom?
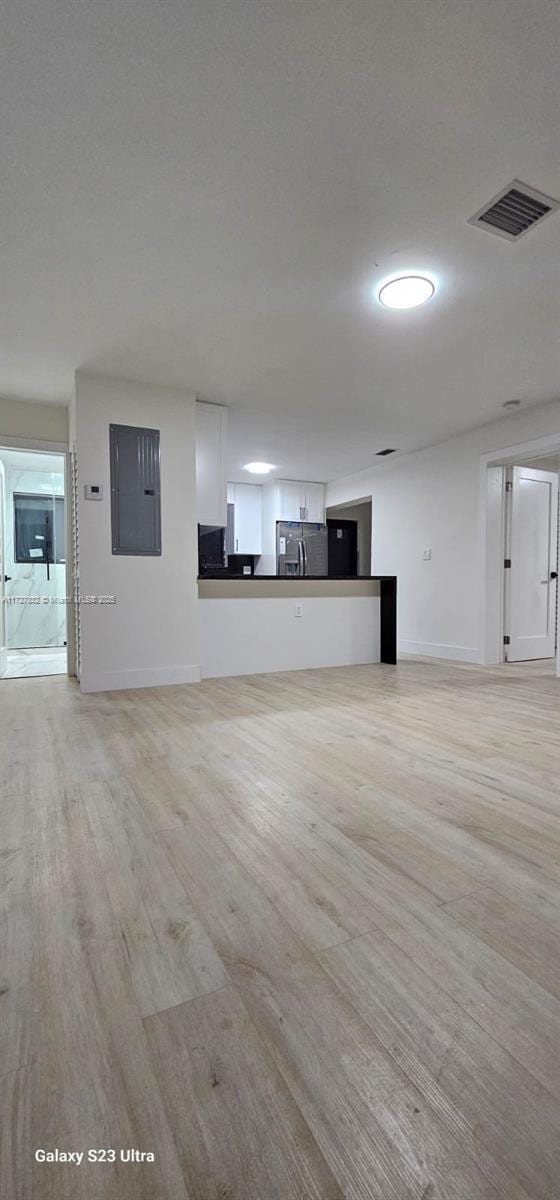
74, 372, 199, 692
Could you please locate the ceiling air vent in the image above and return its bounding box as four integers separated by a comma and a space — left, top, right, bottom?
469, 180, 559, 242
376, 448, 398, 456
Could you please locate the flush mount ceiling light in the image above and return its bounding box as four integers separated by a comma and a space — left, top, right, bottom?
378, 275, 435, 309
243, 461, 275, 475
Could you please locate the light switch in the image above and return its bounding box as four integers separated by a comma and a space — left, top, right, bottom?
295, 603, 303, 617
85, 484, 103, 500
422, 547, 432, 561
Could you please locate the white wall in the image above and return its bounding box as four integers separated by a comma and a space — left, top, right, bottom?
74, 373, 198, 692
327, 399, 560, 663
0, 396, 68, 445
199, 593, 380, 678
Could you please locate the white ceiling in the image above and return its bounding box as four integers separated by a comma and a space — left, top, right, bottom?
2, 0, 560, 481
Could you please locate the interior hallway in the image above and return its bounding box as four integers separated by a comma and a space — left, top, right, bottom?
1, 657, 559, 1199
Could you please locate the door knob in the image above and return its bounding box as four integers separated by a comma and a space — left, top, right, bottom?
551, 571, 558, 580
3, 575, 11, 582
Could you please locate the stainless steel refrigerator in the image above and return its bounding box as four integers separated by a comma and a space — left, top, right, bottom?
276, 521, 328, 576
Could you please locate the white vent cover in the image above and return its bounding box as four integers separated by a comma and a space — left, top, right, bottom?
468, 180, 559, 242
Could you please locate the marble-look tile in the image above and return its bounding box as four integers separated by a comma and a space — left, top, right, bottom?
0, 647, 67, 679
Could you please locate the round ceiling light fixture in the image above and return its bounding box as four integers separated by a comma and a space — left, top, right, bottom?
243, 461, 275, 475
378, 275, 435, 309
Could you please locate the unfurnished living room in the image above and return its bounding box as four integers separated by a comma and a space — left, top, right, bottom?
1, 3, 560, 1198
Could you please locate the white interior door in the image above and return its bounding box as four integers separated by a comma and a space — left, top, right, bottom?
507, 466, 558, 661
0, 460, 7, 676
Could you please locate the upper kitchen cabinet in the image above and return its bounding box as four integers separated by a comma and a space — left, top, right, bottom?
228, 482, 262, 554
195, 402, 228, 527
277, 480, 305, 521
304, 481, 325, 523
276, 479, 325, 522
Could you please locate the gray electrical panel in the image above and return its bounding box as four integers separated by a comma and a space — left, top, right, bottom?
110, 424, 161, 555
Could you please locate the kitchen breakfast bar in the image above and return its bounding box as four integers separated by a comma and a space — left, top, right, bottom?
198, 575, 396, 679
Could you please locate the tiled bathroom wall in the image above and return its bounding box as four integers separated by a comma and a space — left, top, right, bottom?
1, 450, 67, 648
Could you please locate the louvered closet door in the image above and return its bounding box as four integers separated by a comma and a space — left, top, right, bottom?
70, 449, 81, 679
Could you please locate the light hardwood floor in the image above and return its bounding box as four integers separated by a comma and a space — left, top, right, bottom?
1, 657, 559, 1199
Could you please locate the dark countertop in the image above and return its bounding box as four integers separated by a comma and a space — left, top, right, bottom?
198, 574, 396, 582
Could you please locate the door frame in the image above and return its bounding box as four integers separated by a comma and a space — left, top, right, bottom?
0, 438, 71, 676
479, 431, 560, 674
325, 494, 373, 574
326, 518, 359, 577
0, 460, 7, 676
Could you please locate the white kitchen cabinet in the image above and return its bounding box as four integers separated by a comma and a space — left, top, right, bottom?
258, 477, 327, 573
277, 480, 306, 521
230, 483, 262, 554
196, 402, 228, 526
304, 482, 325, 523
276, 479, 325, 522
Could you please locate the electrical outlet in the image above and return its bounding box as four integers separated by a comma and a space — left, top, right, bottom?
295, 603, 303, 618
422, 547, 432, 561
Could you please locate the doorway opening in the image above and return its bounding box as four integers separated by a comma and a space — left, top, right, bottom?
0, 446, 68, 680
325, 497, 372, 576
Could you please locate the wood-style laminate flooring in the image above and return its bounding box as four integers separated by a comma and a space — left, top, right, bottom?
1, 657, 559, 1199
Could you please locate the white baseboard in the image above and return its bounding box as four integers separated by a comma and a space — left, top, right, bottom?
80, 664, 201, 694
398, 640, 480, 664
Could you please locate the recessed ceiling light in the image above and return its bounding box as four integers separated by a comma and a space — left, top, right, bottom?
378, 275, 435, 309
243, 461, 275, 475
